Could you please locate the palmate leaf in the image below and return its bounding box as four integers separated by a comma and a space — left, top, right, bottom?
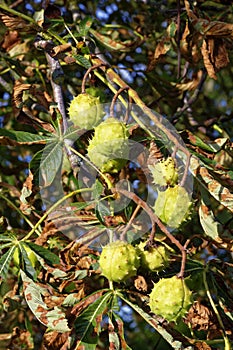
118, 292, 193, 350
26, 241, 60, 265
78, 16, 93, 36
191, 156, 233, 213
30, 140, 63, 187
20, 270, 70, 332
0, 129, 51, 146
74, 290, 113, 348
111, 312, 132, 350
73, 54, 91, 69
0, 245, 16, 281
19, 244, 37, 280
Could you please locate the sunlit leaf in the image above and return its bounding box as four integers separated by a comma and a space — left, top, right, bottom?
0, 246, 16, 281
21, 270, 70, 332
118, 292, 189, 349
26, 241, 60, 265
74, 290, 113, 348
78, 16, 93, 36
0, 129, 51, 146
73, 54, 91, 69
30, 141, 63, 187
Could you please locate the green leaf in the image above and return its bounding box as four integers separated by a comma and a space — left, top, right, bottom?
20, 244, 37, 280
118, 292, 189, 350
30, 141, 63, 187
26, 242, 60, 265
92, 179, 104, 200
95, 201, 111, 225
73, 54, 91, 69
0, 246, 16, 281
0, 235, 13, 242
0, 129, 51, 145
191, 156, 233, 213
79, 16, 93, 36
20, 270, 70, 332
74, 291, 113, 348
112, 312, 132, 350
63, 125, 83, 141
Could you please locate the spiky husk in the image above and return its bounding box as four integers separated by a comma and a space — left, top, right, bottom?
149, 157, 178, 187
68, 93, 104, 129
87, 118, 129, 173
153, 185, 192, 228
99, 240, 140, 282
149, 276, 193, 322
137, 242, 170, 272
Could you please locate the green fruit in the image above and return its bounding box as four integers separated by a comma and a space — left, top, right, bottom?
153, 185, 191, 228
99, 240, 140, 282
148, 157, 178, 187
137, 242, 170, 272
13, 244, 37, 267
149, 276, 193, 322
87, 118, 129, 173
68, 93, 104, 129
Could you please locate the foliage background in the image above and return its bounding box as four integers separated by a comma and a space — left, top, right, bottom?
0, 0, 233, 349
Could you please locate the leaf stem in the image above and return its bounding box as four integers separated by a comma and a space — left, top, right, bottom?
0, 194, 41, 236
22, 187, 93, 241
67, 145, 113, 190
0, 3, 37, 24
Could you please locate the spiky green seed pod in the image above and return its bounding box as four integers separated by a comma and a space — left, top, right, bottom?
148, 157, 178, 187
153, 185, 191, 228
68, 93, 104, 129
99, 240, 140, 282
87, 118, 129, 173
137, 242, 170, 272
149, 276, 193, 322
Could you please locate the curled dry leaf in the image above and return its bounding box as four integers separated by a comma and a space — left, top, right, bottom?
0, 13, 27, 30
184, 0, 232, 79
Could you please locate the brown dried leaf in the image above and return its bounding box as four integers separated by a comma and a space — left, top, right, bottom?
52, 43, 72, 57
147, 37, 171, 71
16, 110, 55, 133
70, 290, 106, 317
186, 301, 214, 331
134, 275, 147, 292
20, 171, 34, 215
202, 21, 233, 38
201, 39, 217, 79
42, 331, 69, 350
7, 327, 34, 349
175, 70, 203, 91
13, 81, 31, 109
1, 30, 20, 51
0, 182, 21, 197
0, 13, 27, 30
60, 241, 99, 269
194, 342, 212, 350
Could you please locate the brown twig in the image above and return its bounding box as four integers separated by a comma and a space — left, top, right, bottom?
34, 37, 80, 175
177, 0, 181, 79
112, 187, 187, 277
109, 86, 129, 118
81, 63, 108, 93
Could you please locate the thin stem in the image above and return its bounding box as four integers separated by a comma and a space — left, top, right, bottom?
0, 194, 41, 236
120, 204, 141, 241
177, 0, 181, 79
67, 145, 113, 190
22, 187, 93, 241
81, 63, 108, 93
113, 187, 187, 277
109, 86, 129, 117
0, 3, 37, 24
